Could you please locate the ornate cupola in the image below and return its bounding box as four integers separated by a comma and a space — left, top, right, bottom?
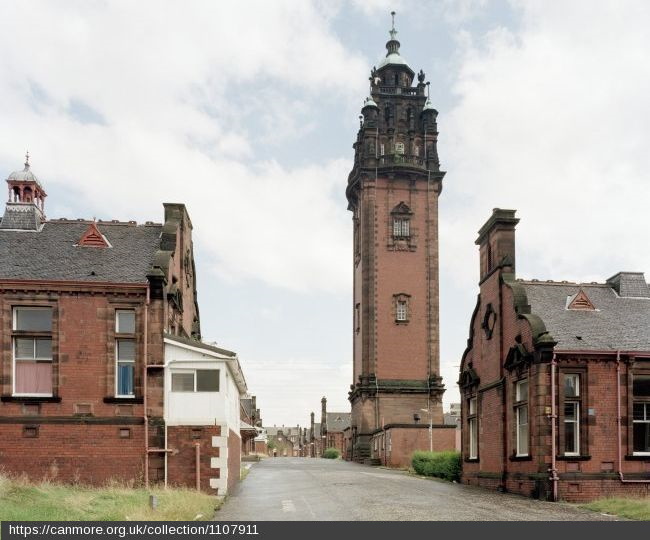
375, 11, 415, 85
347, 12, 444, 209
1, 152, 47, 231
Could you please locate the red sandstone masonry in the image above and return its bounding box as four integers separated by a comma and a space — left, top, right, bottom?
460, 215, 650, 502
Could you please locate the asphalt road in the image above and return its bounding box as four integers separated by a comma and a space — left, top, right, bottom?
215, 457, 620, 521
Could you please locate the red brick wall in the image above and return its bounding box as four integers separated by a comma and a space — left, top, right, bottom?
0, 287, 157, 486
0, 423, 144, 484
372, 426, 456, 468
460, 254, 650, 501
167, 425, 221, 494
351, 175, 444, 446
326, 432, 345, 455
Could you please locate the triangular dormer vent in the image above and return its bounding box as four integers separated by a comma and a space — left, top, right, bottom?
77, 222, 110, 248
567, 289, 596, 311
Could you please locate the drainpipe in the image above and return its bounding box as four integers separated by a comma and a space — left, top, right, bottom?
549, 354, 559, 501
164, 422, 168, 489
195, 442, 201, 491
498, 265, 508, 491
616, 350, 650, 484
143, 287, 150, 488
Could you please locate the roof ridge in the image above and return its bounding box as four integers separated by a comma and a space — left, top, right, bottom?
518, 279, 609, 287
47, 218, 162, 227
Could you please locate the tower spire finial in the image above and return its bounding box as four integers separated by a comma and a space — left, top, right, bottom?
24, 150, 30, 170
390, 11, 397, 40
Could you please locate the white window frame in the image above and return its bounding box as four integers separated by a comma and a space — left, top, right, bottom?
393, 218, 410, 238
115, 339, 136, 398
633, 403, 650, 456
12, 307, 53, 397
396, 300, 408, 322
632, 374, 650, 456
115, 309, 136, 334
171, 369, 197, 392
563, 373, 581, 456
515, 380, 529, 457
564, 401, 580, 456
170, 369, 220, 393
468, 397, 478, 459
115, 309, 136, 398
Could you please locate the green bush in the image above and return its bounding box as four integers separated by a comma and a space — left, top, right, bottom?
411, 450, 461, 482
322, 448, 340, 459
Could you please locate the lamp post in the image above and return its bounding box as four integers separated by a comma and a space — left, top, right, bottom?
420, 408, 433, 453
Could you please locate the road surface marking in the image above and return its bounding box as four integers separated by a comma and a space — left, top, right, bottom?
281, 500, 296, 512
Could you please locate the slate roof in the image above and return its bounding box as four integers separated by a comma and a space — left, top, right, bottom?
326, 412, 351, 432
521, 279, 650, 352
0, 204, 42, 231
0, 220, 162, 283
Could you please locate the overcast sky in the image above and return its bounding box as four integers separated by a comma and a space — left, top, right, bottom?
1, 1, 649, 428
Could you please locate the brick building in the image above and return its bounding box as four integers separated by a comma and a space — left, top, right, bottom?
325, 412, 351, 456
0, 157, 245, 494
317, 396, 350, 456
240, 395, 262, 456
346, 15, 455, 465
163, 335, 247, 494
266, 426, 302, 457
459, 208, 650, 502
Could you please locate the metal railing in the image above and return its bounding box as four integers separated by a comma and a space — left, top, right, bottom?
377, 86, 421, 96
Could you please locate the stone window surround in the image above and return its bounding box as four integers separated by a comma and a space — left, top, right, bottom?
108, 301, 142, 401
513, 378, 529, 458
467, 394, 479, 461
558, 367, 588, 459
9, 302, 58, 399
630, 366, 650, 456
392, 293, 411, 324
387, 200, 416, 252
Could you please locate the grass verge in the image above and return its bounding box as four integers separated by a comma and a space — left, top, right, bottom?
0, 474, 220, 521
240, 466, 250, 481
581, 497, 650, 520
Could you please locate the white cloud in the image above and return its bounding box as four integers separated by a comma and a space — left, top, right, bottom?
0, 0, 365, 293
443, 0, 650, 286
438, 0, 650, 408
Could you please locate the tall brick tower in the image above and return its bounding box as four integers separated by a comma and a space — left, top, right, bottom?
346, 14, 446, 462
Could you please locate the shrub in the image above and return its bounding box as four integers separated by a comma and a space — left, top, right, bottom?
322, 448, 340, 459
411, 450, 461, 482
